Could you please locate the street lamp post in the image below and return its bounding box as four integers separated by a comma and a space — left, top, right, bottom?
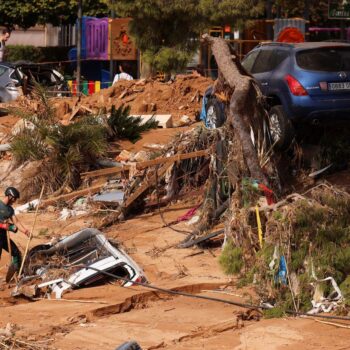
110, 0, 115, 83
77, 0, 82, 97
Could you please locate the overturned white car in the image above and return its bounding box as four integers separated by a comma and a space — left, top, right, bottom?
15, 228, 147, 299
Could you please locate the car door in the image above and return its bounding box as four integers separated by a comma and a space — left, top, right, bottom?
250, 49, 278, 95
264, 48, 291, 97
241, 50, 260, 73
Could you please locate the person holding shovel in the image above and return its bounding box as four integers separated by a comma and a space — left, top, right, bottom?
0, 187, 29, 282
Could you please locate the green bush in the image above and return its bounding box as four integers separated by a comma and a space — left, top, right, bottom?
6, 45, 72, 63
143, 47, 193, 75
340, 276, 350, 305
11, 87, 107, 192
11, 128, 47, 163
6, 45, 43, 62
154, 47, 192, 74
219, 240, 243, 275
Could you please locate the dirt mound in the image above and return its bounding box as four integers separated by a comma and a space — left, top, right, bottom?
0, 74, 212, 134
52, 74, 212, 124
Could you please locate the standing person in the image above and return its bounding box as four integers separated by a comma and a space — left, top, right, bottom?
0, 187, 29, 282
0, 28, 11, 62
113, 62, 133, 84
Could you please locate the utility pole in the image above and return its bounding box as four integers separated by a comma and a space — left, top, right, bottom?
77, 0, 82, 97
109, 0, 115, 83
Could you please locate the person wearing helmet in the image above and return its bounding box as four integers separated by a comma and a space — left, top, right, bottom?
0, 187, 29, 282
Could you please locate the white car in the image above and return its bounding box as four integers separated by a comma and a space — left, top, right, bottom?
16, 228, 147, 299
0, 62, 68, 103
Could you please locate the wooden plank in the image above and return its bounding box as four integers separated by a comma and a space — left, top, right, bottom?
81, 149, 209, 179
81, 165, 130, 179
80, 105, 93, 113
135, 149, 209, 170
123, 162, 172, 209
69, 105, 81, 121
40, 184, 103, 207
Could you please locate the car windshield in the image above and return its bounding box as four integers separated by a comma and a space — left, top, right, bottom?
296, 47, 350, 71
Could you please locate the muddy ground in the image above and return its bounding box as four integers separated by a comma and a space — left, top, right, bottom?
1, 130, 350, 349
1, 204, 350, 350
1, 83, 350, 349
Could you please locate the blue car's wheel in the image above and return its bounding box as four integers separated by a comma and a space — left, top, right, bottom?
268, 105, 295, 149
205, 97, 225, 129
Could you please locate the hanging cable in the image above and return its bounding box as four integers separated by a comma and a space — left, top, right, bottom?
63, 264, 350, 322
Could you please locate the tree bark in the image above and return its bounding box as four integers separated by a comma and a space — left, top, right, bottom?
202, 34, 267, 185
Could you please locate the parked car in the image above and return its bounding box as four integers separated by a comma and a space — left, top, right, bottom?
201, 42, 350, 148
0, 61, 67, 103
15, 228, 147, 299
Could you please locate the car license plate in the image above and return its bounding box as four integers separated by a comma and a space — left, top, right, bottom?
328, 82, 350, 90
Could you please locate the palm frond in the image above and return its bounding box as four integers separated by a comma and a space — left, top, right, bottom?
107, 104, 159, 143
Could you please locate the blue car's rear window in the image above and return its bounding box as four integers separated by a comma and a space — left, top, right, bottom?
296, 47, 350, 71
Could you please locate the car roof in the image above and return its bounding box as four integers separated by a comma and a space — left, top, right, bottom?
259, 41, 350, 50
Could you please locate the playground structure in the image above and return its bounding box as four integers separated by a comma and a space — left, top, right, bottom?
67, 16, 138, 94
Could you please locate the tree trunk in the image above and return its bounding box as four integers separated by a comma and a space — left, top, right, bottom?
202, 34, 267, 185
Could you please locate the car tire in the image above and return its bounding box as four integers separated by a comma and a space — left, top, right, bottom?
205, 97, 225, 129
115, 341, 142, 350
268, 105, 295, 149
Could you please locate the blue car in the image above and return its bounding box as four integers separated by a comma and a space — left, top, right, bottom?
201, 42, 350, 148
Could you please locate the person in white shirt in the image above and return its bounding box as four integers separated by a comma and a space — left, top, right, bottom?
113, 62, 133, 84
0, 28, 11, 62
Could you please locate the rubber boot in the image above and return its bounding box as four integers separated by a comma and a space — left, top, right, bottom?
5, 256, 19, 283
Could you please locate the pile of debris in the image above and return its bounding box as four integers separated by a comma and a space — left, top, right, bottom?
7, 73, 212, 127
79, 126, 217, 228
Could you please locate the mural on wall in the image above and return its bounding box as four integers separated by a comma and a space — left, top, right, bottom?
109, 18, 137, 60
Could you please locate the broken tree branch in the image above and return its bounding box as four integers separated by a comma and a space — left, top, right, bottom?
40, 183, 103, 207
81, 149, 209, 179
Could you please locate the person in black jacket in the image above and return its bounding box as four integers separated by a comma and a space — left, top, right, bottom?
0, 187, 29, 282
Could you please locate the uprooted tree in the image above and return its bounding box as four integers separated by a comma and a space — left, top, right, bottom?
185, 34, 279, 238
190, 35, 350, 316
201, 34, 268, 184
